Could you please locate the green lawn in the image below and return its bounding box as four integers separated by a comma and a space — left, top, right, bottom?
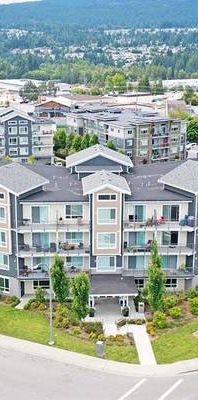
152, 319, 198, 364
0, 306, 138, 363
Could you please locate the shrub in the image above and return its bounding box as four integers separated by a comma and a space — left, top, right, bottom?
97, 334, 105, 341
24, 299, 40, 310
89, 307, 95, 317
106, 334, 125, 346
89, 332, 97, 341
122, 306, 129, 317
35, 288, 46, 304
81, 321, 103, 336
176, 291, 186, 303
186, 288, 198, 300
127, 318, 145, 325
38, 303, 47, 312
153, 311, 167, 329
3, 296, 20, 307
189, 298, 198, 315
71, 327, 81, 336
169, 306, 182, 319
117, 318, 127, 328
146, 322, 156, 336
163, 295, 178, 311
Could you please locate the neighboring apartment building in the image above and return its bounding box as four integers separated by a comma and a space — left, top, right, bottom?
0, 145, 197, 307
66, 109, 186, 164
0, 108, 56, 162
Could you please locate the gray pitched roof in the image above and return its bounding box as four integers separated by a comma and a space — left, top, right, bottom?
82, 169, 131, 195
0, 163, 49, 196
66, 144, 133, 169
158, 159, 198, 195
0, 108, 34, 123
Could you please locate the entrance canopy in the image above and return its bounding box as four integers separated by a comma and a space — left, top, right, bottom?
90, 274, 138, 297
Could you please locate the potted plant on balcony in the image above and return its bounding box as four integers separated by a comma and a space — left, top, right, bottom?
122, 306, 129, 317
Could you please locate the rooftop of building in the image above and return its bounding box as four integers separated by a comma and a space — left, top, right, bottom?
20, 159, 192, 203
159, 159, 198, 195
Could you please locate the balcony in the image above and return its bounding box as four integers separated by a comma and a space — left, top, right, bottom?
124, 243, 194, 256
18, 218, 90, 232
124, 216, 195, 232
122, 266, 195, 278
18, 242, 90, 257
18, 265, 89, 279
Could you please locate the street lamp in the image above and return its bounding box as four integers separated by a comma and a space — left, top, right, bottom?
48, 266, 54, 346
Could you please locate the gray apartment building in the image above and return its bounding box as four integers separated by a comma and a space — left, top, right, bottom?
0, 144, 197, 308
66, 109, 186, 164
0, 107, 56, 163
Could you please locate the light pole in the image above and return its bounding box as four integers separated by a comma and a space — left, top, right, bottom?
48, 267, 54, 346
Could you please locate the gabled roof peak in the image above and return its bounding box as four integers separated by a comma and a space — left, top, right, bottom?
82, 169, 131, 195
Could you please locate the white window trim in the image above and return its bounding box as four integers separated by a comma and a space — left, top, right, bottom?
0, 193, 5, 201
0, 253, 9, 270
20, 147, 29, 156
97, 193, 117, 201
19, 120, 28, 125
9, 137, 18, 146
8, 121, 17, 126
0, 275, 9, 293
65, 256, 84, 267
19, 137, 29, 145
8, 127, 17, 135
97, 232, 117, 249
9, 148, 18, 156
97, 207, 117, 225
0, 231, 6, 247
165, 278, 178, 289
0, 206, 6, 223
65, 203, 83, 219
96, 255, 116, 272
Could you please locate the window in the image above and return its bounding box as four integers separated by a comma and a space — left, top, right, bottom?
127, 152, 132, 157
32, 206, 49, 223
128, 130, 132, 135
20, 147, 29, 155
0, 138, 4, 147
97, 256, 115, 271
33, 257, 49, 270
97, 208, 116, 224
0, 276, 9, 292
19, 126, 28, 134
66, 256, 83, 267
8, 127, 17, 135
8, 121, 17, 126
32, 233, 49, 249
97, 233, 116, 249
9, 148, 18, 156
65, 204, 82, 219
161, 256, 177, 269
135, 279, 145, 289
0, 207, 5, 221
125, 204, 145, 222
65, 232, 83, 244
163, 205, 179, 221
33, 280, 50, 289
0, 254, 8, 270
20, 137, 28, 145
162, 231, 178, 246
9, 137, 18, 145
165, 278, 177, 288
0, 231, 6, 247
98, 194, 117, 201
129, 232, 145, 246
19, 120, 28, 125
0, 193, 4, 200
127, 139, 133, 146
128, 256, 145, 269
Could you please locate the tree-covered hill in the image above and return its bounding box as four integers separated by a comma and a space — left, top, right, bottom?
0, 0, 198, 29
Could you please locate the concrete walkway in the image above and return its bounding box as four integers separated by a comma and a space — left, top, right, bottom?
131, 325, 157, 366
15, 295, 33, 310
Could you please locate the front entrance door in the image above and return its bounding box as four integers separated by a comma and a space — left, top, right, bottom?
20, 281, 25, 297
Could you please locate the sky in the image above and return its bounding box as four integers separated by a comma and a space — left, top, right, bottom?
0, 0, 39, 4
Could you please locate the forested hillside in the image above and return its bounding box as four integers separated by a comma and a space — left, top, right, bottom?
0, 0, 197, 28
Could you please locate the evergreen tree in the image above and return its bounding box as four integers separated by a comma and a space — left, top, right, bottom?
146, 240, 165, 312
51, 255, 70, 304
106, 140, 116, 150
71, 134, 82, 151
89, 134, 98, 146
81, 133, 90, 149
71, 273, 90, 320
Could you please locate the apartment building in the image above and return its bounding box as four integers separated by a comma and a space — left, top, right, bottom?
0, 145, 197, 306
66, 109, 186, 164
0, 107, 56, 162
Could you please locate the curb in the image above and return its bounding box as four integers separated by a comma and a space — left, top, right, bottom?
0, 334, 198, 377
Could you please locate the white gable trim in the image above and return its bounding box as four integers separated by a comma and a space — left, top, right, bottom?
67, 151, 132, 169
82, 182, 131, 196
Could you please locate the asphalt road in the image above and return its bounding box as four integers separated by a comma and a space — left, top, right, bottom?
0, 347, 197, 400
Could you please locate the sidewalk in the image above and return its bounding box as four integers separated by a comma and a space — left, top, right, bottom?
131, 325, 157, 366
0, 334, 197, 378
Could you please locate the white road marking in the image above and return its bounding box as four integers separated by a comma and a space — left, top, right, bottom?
116, 379, 147, 400
157, 379, 183, 400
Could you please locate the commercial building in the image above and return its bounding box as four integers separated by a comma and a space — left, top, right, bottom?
0, 145, 197, 305
66, 109, 186, 164
0, 107, 56, 162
